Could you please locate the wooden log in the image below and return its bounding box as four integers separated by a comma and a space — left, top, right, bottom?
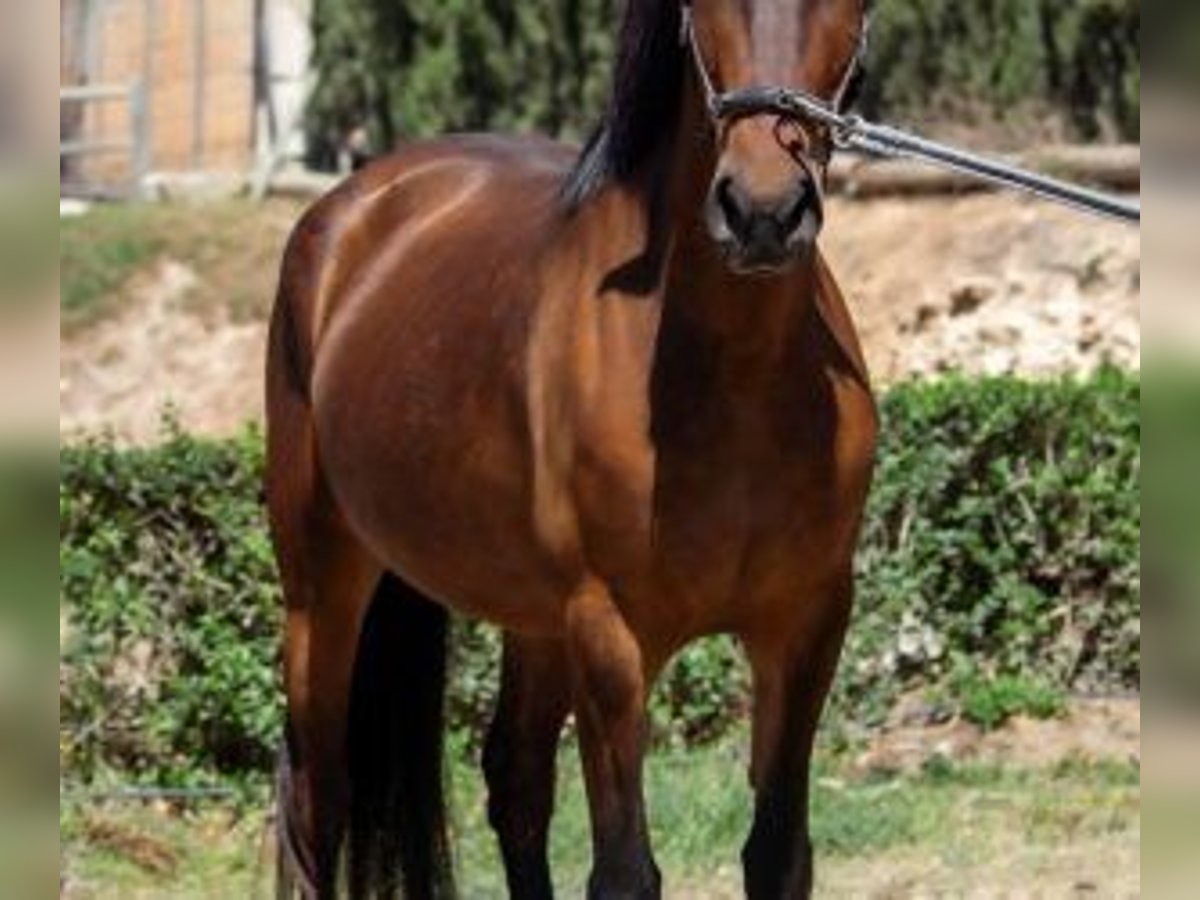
828, 144, 1140, 198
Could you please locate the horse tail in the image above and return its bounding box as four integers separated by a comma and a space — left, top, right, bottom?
346, 573, 456, 899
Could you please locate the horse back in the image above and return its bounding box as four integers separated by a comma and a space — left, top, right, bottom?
268, 134, 576, 404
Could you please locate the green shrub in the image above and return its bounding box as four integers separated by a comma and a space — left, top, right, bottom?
838, 368, 1140, 732
59, 373, 1140, 787
955, 673, 1067, 731
60, 426, 277, 788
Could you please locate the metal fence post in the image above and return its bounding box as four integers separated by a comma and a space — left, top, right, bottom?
130, 79, 151, 198
192, 0, 208, 170
142, 0, 157, 178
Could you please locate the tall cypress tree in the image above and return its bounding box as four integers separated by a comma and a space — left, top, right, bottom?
305, 0, 1139, 167
306, 0, 617, 163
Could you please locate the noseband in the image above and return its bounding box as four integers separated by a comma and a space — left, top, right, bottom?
679, 0, 868, 159
676, 1, 1138, 223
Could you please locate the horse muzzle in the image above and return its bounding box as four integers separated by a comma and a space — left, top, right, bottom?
704, 170, 824, 275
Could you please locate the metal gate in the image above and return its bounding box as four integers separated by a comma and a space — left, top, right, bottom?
59, 0, 277, 199
60, 0, 149, 197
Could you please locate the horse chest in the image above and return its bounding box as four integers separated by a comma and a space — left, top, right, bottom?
654, 443, 840, 600
575, 389, 866, 635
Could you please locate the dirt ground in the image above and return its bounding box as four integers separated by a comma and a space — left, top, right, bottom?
59, 259, 267, 440
824, 193, 1139, 383
853, 695, 1140, 776
58, 190, 1140, 443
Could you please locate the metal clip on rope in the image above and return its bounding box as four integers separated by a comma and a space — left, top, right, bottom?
716, 88, 1139, 225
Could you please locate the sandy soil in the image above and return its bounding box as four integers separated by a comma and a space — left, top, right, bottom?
852, 696, 1141, 777
680, 835, 1141, 900
59, 260, 266, 441
58, 191, 1140, 444
824, 193, 1139, 383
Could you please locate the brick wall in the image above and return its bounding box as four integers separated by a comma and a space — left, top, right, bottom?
68, 0, 256, 185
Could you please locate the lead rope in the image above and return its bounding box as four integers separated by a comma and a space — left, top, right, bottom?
837, 121, 1141, 223
677, 2, 1139, 225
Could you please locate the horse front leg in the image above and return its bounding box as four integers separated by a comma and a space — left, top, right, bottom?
741, 573, 853, 900
483, 633, 571, 900
565, 578, 661, 900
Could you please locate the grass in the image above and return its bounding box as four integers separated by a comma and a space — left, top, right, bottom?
60, 746, 1140, 898
59, 199, 303, 335
60, 205, 166, 332
954, 672, 1068, 731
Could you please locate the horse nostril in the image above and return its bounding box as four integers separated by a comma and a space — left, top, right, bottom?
708, 174, 822, 262
715, 176, 749, 237
778, 180, 819, 239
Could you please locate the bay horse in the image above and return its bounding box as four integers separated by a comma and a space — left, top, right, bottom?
266, 1, 876, 897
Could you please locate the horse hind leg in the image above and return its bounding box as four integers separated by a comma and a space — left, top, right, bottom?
275, 734, 314, 899
272, 504, 460, 899
483, 633, 571, 900
267, 277, 455, 898
265, 362, 380, 895
272, 492, 381, 897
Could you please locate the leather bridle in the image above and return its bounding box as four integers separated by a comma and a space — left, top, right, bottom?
678, 0, 869, 165
676, 1, 1139, 224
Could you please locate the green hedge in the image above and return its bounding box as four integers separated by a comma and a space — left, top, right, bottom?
840, 371, 1140, 729
306, 0, 1140, 163
60, 372, 1140, 786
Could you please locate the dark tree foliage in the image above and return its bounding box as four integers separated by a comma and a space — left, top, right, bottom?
306, 0, 617, 164
306, 0, 1138, 165
862, 0, 1140, 141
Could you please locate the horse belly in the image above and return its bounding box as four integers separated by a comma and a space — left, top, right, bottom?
318, 409, 570, 631
310, 312, 572, 635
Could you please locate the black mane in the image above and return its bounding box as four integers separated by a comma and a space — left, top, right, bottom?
562, 0, 687, 208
